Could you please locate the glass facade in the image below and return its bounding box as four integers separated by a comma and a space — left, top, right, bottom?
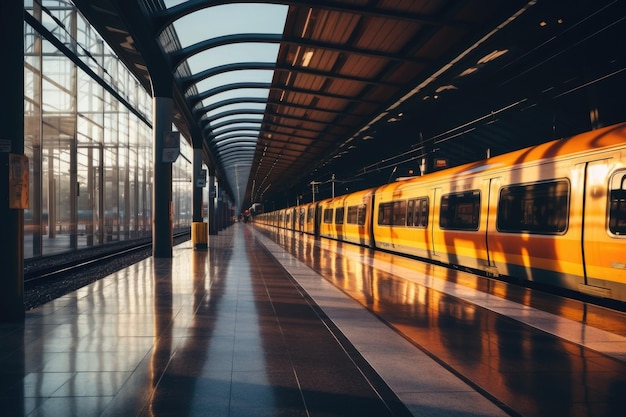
24, 1, 193, 258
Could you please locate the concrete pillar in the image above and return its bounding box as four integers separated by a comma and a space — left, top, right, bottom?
0, 1, 25, 321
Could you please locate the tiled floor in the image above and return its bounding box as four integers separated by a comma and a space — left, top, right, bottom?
255, 224, 626, 417
1, 222, 625, 416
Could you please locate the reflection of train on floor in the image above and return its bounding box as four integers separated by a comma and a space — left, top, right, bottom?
255, 123, 626, 304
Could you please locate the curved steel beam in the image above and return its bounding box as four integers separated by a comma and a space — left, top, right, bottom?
153, 0, 464, 36
170, 33, 283, 69
196, 95, 347, 122
217, 148, 257, 159
171, 32, 427, 72
194, 97, 268, 116
211, 138, 260, 150
212, 121, 263, 135
209, 134, 259, 146
188, 82, 271, 107
201, 107, 353, 132
202, 108, 265, 125
189, 82, 379, 109
212, 125, 261, 138
180, 62, 398, 93
221, 156, 255, 166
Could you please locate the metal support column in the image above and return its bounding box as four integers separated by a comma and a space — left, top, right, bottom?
208, 176, 217, 235
191, 148, 207, 249
0, 1, 25, 321
152, 96, 173, 258
192, 148, 204, 223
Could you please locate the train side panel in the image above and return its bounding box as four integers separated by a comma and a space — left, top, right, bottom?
580, 156, 626, 300
430, 179, 490, 271
256, 123, 626, 303
372, 181, 435, 260
373, 174, 492, 271
339, 189, 374, 247
486, 126, 626, 299
486, 161, 585, 288
318, 198, 337, 240
279, 209, 285, 228
296, 206, 305, 233
302, 203, 317, 235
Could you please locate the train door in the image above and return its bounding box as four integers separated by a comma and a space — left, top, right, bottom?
297, 207, 304, 233
430, 187, 441, 260
314, 203, 321, 238
580, 160, 625, 298
484, 177, 501, 275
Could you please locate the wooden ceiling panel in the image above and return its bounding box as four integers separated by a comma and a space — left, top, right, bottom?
384, 62, 427, 84
71, 0, 623, 210
341, 54, 388, 79
313, 9, 361, 44
357, 18, 420, 52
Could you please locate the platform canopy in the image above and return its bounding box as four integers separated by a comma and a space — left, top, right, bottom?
71, 0, 626, 210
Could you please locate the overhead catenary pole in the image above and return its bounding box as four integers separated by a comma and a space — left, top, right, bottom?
310, 181, 320, 203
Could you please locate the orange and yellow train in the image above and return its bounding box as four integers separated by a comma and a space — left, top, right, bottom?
255, 123, 626, 304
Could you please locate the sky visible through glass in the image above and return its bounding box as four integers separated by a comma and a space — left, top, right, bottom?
163, 1, 289, 209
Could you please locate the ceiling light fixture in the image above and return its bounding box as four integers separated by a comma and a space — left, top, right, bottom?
477, 49, 508, 65
301, 50, 314, 67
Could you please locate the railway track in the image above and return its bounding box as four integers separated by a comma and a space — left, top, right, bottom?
23, 230, 190, 309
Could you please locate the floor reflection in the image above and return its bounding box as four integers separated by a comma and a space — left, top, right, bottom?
257, 225, 626, 417
147, 241, 233, 416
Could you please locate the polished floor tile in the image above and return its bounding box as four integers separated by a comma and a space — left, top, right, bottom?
252, 225, 626, 417
1, 224, 418, 416
5, 221, 623, 416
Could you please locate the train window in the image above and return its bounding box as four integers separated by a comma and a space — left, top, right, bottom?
357, 205, 367, 226
378, 202, 393, 225
323, 208, 333, 224
497, 180, 569, 234
406, 200, 415, 226
347, 206, 358, 224
378, 201, 407, 226
408, 197, 429, 227
307, 207, 315, 223
440, 191, 480, 230
609, 173, 626, 235
392, 200, 406, 225
335, 207, 345, 224
347, 205, 367, 225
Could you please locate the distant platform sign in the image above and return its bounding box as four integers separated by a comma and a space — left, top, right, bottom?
162, 131, 180, 163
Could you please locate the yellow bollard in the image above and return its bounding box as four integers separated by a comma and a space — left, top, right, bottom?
192, 222, 208, 250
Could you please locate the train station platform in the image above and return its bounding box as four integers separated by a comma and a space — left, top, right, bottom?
1, 222, 626, 417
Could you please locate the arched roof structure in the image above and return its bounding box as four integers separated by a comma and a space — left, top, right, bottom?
71, 0, 626, 210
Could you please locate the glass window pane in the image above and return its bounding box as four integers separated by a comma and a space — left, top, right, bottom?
609, 173, 626, 235
497, 181, 569, 234
440, 191, 481, 231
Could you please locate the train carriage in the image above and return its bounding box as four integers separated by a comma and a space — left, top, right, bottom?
373, 165, 495, 271
302, 202, 318, 235
318, 196, 346, 241
373, 180, 437, 260
337, 189, 375, 247
254, 122, 626, 303
485, 125, 626, 301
